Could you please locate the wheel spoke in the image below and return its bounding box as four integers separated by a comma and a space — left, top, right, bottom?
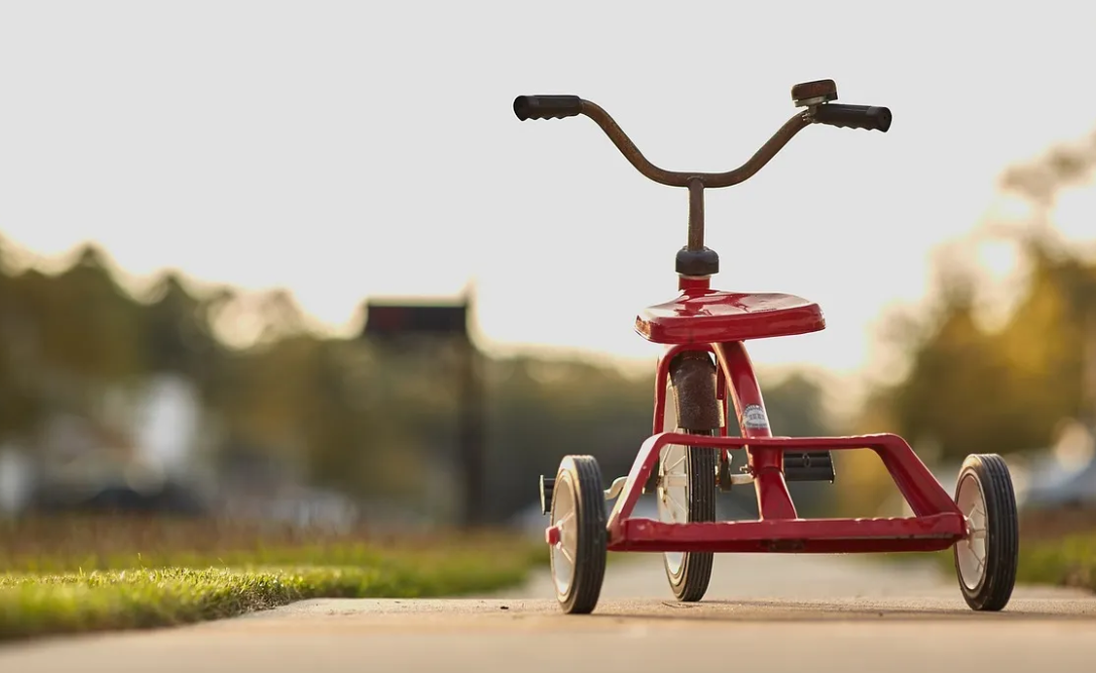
662, 474, 689, 488
665, 452, 686, 472
667, 492, 687, 518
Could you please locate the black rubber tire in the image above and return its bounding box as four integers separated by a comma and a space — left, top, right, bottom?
952, 453, 1019, 612
550, 455, 608, 614
662, 353, 719, 602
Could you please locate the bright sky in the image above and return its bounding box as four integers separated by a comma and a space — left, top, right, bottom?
2, 2, 1094, 413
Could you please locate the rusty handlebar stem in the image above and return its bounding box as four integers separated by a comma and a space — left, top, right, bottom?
577, 100, 812, 189
514, 87, 889, 261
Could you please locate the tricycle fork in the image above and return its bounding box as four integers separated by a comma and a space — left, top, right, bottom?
651, 343, 717, 435
646, 339, 799, 518
647, 343, 739, 494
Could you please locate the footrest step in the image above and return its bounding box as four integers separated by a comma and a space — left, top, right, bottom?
783, 451, 835, 483
539, 475, 554, 515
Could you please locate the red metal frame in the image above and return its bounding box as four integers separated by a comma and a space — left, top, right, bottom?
519, 87, 946, 559
604, 427, 965, 553
553, 275, 968, 555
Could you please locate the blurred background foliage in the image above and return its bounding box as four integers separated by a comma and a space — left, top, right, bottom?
0, 121, 1094, 529
0, 230, 841, 526
839, 122, 1096, 516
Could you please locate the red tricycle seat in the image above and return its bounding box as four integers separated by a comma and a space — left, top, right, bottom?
635, 290, 825, 344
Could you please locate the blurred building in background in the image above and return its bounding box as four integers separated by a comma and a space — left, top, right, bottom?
358, 292, 484, 528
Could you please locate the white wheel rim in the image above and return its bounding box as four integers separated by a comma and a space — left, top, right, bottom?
550, 473, 578, 596
956, 473, 989, 591
657, 381, 687, 576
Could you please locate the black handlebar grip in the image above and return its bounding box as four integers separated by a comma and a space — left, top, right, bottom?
813, 103, 892, 132
513, 95, 583, 121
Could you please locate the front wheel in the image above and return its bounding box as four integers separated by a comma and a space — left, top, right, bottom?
658, 353, 719, 602
953, 453, 1019, 611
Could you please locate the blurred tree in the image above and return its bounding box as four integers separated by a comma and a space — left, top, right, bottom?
298, 340, 367, 492
887, 291, 1020, 458
143, 272, 223, 381
0, 241, 43, 438
0, 236, 847, 524
999, 130, 1096, 209
256, 289, 307, 343
861, 124, 1096, 462
762, 370, 840, 437
0, 245, 148, 439
31, 244, 145, 385
482, 355, 652, 522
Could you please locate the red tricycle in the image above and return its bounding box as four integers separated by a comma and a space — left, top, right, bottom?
513, 80, 1019, 615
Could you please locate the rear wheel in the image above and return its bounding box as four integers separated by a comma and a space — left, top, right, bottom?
549, 455, 607, 614
657, 353, 719, 602
953, 453, 1019, 611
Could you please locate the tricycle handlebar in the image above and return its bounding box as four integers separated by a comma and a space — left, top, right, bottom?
512, 80, 891, 190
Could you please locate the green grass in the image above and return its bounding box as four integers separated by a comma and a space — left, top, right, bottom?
0, 515, 547, 642
1000, 533, 1096, 590
878, 534, 1096, 593
0, 561, 535, 642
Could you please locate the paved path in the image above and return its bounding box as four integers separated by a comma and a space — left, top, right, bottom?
3, 551, 1096, 672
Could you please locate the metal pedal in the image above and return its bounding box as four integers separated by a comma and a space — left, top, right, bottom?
783, 451, 836, 483
539, 475, 554, 515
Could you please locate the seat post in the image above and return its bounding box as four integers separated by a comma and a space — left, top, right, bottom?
675, 177, 719, 279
